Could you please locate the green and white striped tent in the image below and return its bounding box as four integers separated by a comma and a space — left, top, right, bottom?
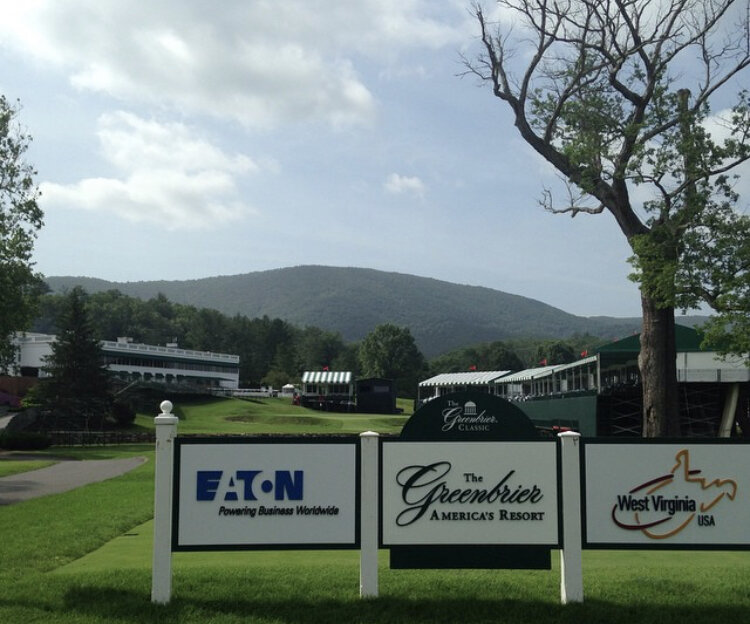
301, 371, 354, 396
418, 370, 511, 400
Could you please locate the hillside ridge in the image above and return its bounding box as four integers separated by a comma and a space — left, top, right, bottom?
44, 265, 693, 357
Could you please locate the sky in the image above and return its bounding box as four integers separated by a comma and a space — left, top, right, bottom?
1, 1, 747, 319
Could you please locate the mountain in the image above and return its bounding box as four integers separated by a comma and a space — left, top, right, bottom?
44, 265, 698, 357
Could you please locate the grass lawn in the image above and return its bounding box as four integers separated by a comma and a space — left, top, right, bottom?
134, 395, 410, 436
55, 526, 750, 623
0, 458, 56, 477
1, 397, 749, 623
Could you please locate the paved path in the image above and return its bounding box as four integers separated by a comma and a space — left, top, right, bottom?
0, 456, 147, 505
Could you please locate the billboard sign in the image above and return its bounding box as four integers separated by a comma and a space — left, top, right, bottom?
381, 440, 559, 546
403, 392, 539, 441
584, 441, 750, 548
173, 437, 359, 550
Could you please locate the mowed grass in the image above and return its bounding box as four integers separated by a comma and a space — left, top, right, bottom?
1, 397, 749, 623
0, 458, 56, 477
134, 395, 410, 436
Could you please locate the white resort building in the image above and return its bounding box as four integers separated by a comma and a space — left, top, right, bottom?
13, 333, 240, 391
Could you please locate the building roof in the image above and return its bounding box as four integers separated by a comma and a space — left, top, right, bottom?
101, 339, 239, 366
597, 324, 704, 354
551, 355, 598, 372
419, 370, 511, 387
301, 371, 352, 384
493, 366, 557, 384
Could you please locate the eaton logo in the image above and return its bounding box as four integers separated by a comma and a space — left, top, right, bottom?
196, 470, 304, 502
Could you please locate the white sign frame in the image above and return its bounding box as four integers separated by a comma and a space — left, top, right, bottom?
380, 440, 560, 547
172, 437, 360, 550
583, 440, 750, 549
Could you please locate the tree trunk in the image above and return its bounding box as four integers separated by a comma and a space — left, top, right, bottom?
639, 295, 680, 437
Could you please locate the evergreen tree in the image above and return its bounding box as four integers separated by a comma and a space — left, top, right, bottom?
40, 287, 111, 430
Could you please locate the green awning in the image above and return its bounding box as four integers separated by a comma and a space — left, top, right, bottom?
596, 324, 704, 355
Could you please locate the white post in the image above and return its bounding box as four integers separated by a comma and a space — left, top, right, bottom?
359, 431, 380, 598
558, 431, 584, 604
151, 400, 178, 604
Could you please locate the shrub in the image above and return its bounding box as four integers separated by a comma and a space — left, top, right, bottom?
0, 431, 51, 450
111, 400, 136, 427
20, 383, 44, 409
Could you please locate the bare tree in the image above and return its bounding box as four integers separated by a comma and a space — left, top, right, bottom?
463, 0, 750, 436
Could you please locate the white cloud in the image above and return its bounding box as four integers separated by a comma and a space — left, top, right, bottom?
0, 1, 468, 130
40, 111, 259, 229
384, 173, 426, 198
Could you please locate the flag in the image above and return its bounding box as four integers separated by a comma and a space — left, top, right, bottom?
580, 350, 588, 358
469, 364, 477, 371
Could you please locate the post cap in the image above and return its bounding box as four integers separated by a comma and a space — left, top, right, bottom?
557, 431, 582, 438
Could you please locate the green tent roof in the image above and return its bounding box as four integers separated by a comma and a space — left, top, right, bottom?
596, 324, 704, 355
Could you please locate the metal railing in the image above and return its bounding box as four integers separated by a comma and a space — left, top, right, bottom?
48, 430, 155, 446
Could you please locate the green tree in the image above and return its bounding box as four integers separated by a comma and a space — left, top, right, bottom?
135, 293, 184, 345
271, 341, 300, 381
226, 314, 264, 386
466, 1, 750, 435
0, 96, 44, 371
39, 287, 111, 430
536, 341, 577, 366
670, 204, 750, 362
296, 327, 346, 371
359, 324, 426, 397
261, 368, 292, 390
463, 341, 525, 370
429, 340, 524, 374
183, 307, 229, 352
332, 343, 361, 375
227, 315, 298, 387
85, 290, 139, 341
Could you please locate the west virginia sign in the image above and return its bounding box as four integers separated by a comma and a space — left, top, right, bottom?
584, 442, 750, 548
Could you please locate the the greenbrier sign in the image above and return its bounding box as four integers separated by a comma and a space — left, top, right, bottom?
381, 441, 558, 546
388, 392, 553, 570
150, 397, 750, 606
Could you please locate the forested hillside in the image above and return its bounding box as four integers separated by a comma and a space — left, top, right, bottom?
32, 290, 612, 394
44, 266, 654, 357
33, 291, 356, 390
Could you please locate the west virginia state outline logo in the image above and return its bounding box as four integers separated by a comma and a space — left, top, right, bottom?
611, 449, 737, 539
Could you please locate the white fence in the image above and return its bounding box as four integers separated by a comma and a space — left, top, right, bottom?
151, 402, 750, 606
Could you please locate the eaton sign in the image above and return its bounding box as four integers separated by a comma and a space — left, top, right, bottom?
174, 439, 358, 549
196, 470, 304, 502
